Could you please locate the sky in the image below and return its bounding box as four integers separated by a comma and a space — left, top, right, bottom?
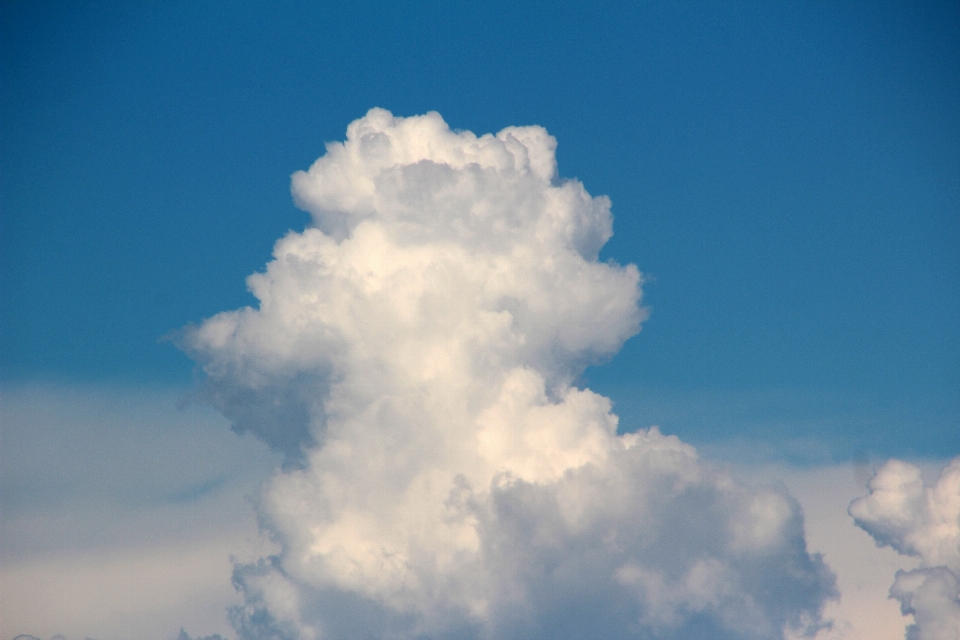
1, 2, 958, 640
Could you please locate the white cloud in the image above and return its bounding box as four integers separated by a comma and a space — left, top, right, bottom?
737, 463, 922, 640
849, 458, 960, 640
182, 109, 837, 639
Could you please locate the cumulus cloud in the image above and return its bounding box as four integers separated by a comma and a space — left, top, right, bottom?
849, 458, 960, 640
182, 109, 836, 639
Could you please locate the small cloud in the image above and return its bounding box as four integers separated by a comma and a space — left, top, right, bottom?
177, 628, 229, 640
166, 475, 227, 504
850, 457, 960, 640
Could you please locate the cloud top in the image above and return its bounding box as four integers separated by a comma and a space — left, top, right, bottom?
182, 109, 835, 639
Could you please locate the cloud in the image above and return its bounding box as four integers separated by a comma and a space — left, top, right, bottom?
177, 629, 229, 640
849, 458, 960, 640
182, 109, 836, 639
0, 385, 279, 640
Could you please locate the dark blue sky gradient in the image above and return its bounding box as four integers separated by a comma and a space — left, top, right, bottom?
2, 1, 957, 460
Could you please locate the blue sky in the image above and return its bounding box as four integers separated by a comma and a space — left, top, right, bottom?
3, 1, 957, 462
1, 3, 958, 639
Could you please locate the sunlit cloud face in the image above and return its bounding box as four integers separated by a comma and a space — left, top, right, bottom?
182, 109, 836, 640
850, 458, 960, 640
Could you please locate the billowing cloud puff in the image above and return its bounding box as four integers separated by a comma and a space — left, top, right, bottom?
850, 458, 960, 640
182, 109, 835, 639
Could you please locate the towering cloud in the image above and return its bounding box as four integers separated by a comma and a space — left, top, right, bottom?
182, 109, 836, 639
850, 458, 960, 640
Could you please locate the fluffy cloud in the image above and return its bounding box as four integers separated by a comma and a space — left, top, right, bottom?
182, 109, 836, 639
849, 458, 960, 640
